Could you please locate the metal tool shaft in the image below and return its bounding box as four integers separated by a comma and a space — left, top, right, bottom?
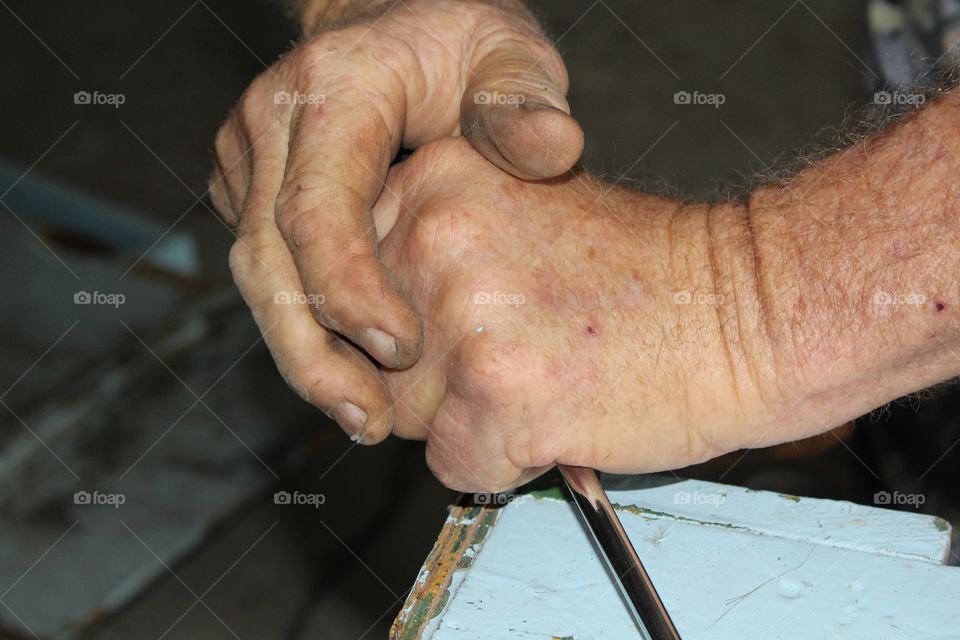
558, 465, 681, 640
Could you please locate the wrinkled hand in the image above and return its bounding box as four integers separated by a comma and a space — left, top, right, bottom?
373, 139, 782, 492
211, 0, 582, 438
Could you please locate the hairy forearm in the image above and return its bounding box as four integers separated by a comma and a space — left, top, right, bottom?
728, 89, 960, 446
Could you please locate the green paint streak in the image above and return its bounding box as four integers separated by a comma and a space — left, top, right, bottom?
780, 494, 802, 502
933, 516, 950, 532
398, 592, 434, 640
458, 509, 499, 570
610, 502, 744, 531
399, 506, 500, 638
553, 636, 575, 640
528, 485, 569, 501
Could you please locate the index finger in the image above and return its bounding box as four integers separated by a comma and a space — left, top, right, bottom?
274, 74, 422, 369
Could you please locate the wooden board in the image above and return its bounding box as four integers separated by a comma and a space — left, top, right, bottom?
392, 476, 956, 639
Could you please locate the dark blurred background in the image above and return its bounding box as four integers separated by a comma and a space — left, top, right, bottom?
0, 1, 957, 638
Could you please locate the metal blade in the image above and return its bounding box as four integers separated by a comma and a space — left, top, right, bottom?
558, 464, 681, 640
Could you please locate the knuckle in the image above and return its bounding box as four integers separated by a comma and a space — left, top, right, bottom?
274, 173, 345, 240
227, 238, 255, 283
229, 220, 286, 283
426, 441, 478, 493
456, 335, 535, 401
208, 172, 238, 225
275, 207, 318, 251
406, 198, 485, 259
235, 79, 272, 135
408, 204, 461, 256
279, 365, 315, 405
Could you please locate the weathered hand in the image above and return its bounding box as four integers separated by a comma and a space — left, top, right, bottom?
211, 0, 582, 439
373, 139, 782, 492
377, 90, 960, 492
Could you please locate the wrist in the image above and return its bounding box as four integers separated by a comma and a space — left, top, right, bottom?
582, 187, 784, 466
661, 200, 786, 454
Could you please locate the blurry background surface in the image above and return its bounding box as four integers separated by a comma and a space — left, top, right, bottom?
0, 1, 956, 638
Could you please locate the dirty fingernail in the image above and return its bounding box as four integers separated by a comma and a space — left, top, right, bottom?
363, 328, 398, 366
333, 402, 367, 441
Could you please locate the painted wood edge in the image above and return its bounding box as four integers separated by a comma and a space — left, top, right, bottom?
390, 501, 502, 640
597, 476, 953, 564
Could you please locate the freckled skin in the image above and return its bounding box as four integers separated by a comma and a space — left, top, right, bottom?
372, 139, 774, 491
210, 0, 585, 443
372, 88, 960, 492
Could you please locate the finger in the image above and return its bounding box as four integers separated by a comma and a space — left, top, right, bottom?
461, 28, 584, 179
210, 113, 250, 226
229, 97, 395, 444
275, 85, 422, 370
230, 216, 395, 444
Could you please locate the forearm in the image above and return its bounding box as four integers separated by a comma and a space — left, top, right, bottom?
730, 89, 960, 446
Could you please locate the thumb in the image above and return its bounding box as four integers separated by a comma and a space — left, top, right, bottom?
460, 28, 584, 180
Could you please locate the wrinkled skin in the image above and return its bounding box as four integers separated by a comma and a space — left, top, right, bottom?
370, 139, 781, 492
211, 0, 583, 440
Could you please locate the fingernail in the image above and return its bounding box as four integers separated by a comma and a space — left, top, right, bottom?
332, 402, 367, 441
364, 328, 398, 366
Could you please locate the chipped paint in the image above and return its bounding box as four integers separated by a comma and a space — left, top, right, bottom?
394, 477, 956, 638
